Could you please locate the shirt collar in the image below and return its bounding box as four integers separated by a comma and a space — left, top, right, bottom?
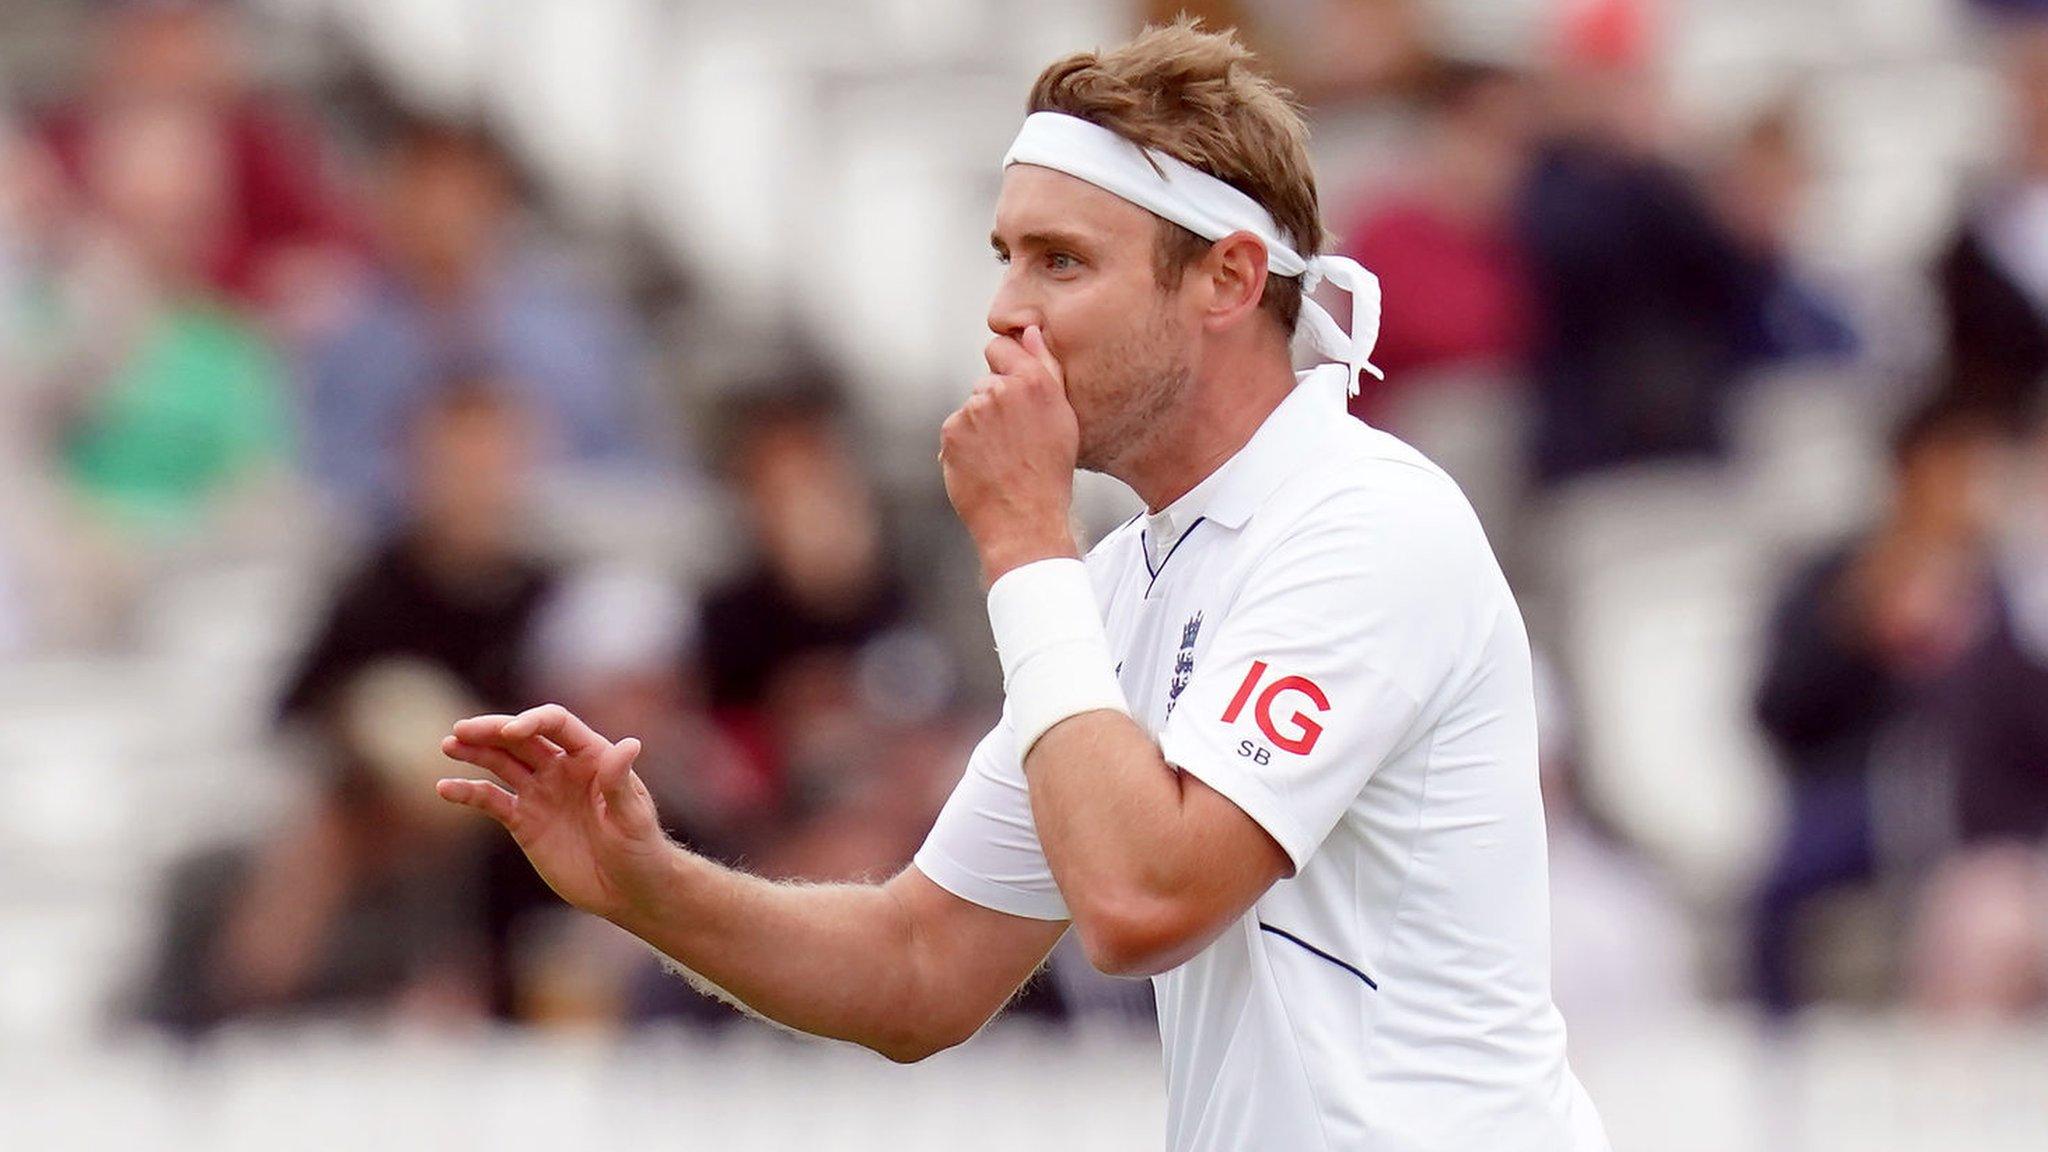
1140, 364, 1350, 566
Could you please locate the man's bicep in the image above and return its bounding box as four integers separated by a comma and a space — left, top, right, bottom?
1175, 766, 1294, 907
889, 866, 1067, 1036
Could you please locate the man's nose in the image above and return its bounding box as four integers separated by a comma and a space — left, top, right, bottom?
985, 269, 1039, 338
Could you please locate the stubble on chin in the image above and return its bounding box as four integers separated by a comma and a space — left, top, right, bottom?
1071, 316, 1192, 478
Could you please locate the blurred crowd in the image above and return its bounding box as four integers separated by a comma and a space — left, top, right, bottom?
0, 0, 2044, 1044
0, 0, 1020, 1036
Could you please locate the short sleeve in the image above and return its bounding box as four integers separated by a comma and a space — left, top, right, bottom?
912, 718, 1070, 921
1157, 483, 1489, 872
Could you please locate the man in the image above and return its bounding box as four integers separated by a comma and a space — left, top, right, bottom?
299, 116, 664, 525
439, 22, 1607, 1150
1749, 399, 1997, 1019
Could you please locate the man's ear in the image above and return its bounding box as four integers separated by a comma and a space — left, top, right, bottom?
1199, 231, 1271, 334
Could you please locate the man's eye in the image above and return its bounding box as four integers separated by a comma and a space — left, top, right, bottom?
993, 250, 1011, 265
1046, 252, 1078, 272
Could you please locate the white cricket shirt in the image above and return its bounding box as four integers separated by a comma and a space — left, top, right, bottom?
914, 365, 1609, 1152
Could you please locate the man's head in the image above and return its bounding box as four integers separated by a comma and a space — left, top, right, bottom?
93, 1, 243, 109
1887, 397, 2001, 544
723, 389, 884, 614
987, 21, 1323, 474
86, 100, 229, 281
407, 377, 532, 562
1999, 16, 2048, 177
380, 119, 513, 297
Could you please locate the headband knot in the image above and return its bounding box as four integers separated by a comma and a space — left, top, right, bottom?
1003, 111, 1382, 394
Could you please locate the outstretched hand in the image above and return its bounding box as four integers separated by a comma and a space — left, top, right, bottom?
940, 324, 1082, 585
438, 704, 673, 922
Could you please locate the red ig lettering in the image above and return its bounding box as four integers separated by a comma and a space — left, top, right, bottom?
1221, 660, 1330, 756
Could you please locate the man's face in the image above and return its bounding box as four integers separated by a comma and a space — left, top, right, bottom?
739, 423, 882, 610
411, 397, 530, 560
987, 165, 1198, 474
384, 142, 508, 291
88, 103, 228, 278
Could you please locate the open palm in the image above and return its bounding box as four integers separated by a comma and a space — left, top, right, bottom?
437, 705, 673, 922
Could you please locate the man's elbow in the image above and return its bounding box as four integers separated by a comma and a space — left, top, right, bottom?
870, 1012, 983, 1065
1072, 893, 1198, 978
873, 1034, 947, 1065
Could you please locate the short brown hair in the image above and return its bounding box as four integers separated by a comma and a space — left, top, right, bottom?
1027, 19, 1324, 333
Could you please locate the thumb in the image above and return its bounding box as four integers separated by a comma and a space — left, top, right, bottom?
1021, 325, 1064, 388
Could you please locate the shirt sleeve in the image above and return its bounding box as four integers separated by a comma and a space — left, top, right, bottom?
912, 717, 1070, 921
1157, 482, 1491, 872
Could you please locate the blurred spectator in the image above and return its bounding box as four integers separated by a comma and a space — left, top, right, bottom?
1711, 103, 1860, 365
51, 100, 291, 532
1336, 62, 1537, 543
2, 94, 297, 648
715, 389, 992, 881
699, 388, 922, 807
1933, 19, 2048, 429
1939, 416, 2048, 849
34, 0, 355, 313
1340, 62, 1535, 420
277, 381, 556, 725
1749, 399, 2001, 1019
1327, 56, 1540, 549
1905, 403, 2048, 1018
1515, 0, 1850, 486
141, 382, 562, 1033
296, 116, 667, 526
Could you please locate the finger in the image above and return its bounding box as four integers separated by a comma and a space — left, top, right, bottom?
466, 724, 567, 776
984, 334, 1035, 380
453, 714, 517, 744
1021, 325, 1064, 387
983, 334, 1018, 375
452, 715, 562, 775
436, 777, 516, 826
503, 704, 607, 755
441, 735, 533, 790
595, 737, 642, 803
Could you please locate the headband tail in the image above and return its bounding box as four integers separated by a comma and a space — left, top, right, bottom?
1298, 256, 1383, 397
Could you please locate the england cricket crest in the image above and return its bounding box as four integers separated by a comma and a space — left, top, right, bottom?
1167, 611, 1202, 716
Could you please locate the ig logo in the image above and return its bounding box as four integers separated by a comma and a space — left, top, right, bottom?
1221, 659, 1329, 756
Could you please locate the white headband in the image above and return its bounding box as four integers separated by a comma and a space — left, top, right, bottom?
1002, 111, 1382, 394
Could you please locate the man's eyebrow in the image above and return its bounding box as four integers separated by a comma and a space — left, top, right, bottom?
990, 228, 1094, 253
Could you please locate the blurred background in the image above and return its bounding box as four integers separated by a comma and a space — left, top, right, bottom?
0, 0, 2044, 1148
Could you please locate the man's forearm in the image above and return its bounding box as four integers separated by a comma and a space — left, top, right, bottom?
607, 846, 939, 1061
1026, 710, 1189, 884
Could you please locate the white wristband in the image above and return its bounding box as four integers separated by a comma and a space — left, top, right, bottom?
987, 557, 1129, 756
